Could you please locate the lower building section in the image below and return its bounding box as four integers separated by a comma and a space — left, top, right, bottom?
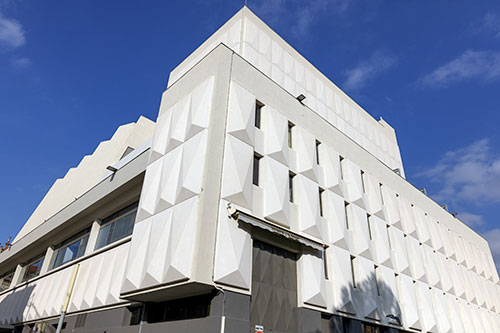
8, 238, 409, 333
9, 296, 408, 333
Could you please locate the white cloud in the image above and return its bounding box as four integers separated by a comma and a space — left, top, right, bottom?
0, 11, 25, 50
458, 212, 484, 227
420, 50, 500, 87
482, 228, 500, 272
419, 139, 500, 204
342, 51, 397, 90
251, 0, 351, 37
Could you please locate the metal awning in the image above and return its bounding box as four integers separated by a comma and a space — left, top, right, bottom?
229, 208, 326, 252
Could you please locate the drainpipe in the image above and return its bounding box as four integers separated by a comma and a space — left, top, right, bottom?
56, 264, 80, 333
214, 285, 225, 333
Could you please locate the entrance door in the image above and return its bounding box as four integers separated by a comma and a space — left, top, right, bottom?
250, 239, 299, 333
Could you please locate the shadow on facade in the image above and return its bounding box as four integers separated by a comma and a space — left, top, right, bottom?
0, 285, 36, 330
332, 271, 402, 331
316, 271, 403, 333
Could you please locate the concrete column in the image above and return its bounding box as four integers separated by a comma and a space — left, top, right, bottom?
40, 246, 55, 274
11, 264, 24, 286
85, 220, 101, 256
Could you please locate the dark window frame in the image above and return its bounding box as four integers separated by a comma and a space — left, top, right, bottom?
22, 255, 45, 282
289, 172, 296, 203
253, 153, 262, 186
51, 228, 90, 270
287, 121, 295, 148
95, 202, 138, 250
0, 270, 15, 291
255, 100, 264, 129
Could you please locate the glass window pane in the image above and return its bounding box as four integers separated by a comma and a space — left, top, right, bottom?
0, 272, 14, 291
23, 257, 44, 282
62, 240, 80, 264
52, 233, 90, 269
52, 248, 65, 269
77, 235, 89, 257
95, 224, 111, 250
109, 213, 135, 244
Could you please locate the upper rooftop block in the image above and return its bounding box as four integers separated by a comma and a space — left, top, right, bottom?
168, 7, 405, 176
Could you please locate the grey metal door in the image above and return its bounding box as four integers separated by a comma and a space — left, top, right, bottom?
250, 240, 299, 333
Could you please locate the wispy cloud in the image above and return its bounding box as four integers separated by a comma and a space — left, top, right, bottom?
0, 11, 25, 51
342, 51, 397, 90
11, 56, 31, 68
251, 0, 351, 37
420, 50, 500, 87
418, 139, 500, 205
475, 12, 500, 39
482, 228, 500, 272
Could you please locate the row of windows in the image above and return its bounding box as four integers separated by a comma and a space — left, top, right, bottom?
253, 99, 370, 220
253, 99, 488, 290
0, 202, 138, 292
255, 99, 476, 267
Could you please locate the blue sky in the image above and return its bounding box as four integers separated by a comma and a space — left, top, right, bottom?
1, 0, 499, 268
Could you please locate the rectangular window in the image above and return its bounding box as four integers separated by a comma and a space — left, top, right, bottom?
344, 201, 350, 229
361, 170, 366, 193
379, 183, 384, 205
253, 154, 262, 186
367, 214, 372, 240
315, 140, 321, 165
319, 188, 325, 217
323, 250, 329, 280
255, 100, 263, 128
387, 225, 392, 249
51, 229, 90, 269
22, 255, 45, 282
0, 270, 15, 292
289, 172, 295, 203
374, 265, 381, 296
350, 256, 356, 288
339, 156, 345, 179
95, 202, 138, 250
287, 121, 295, 148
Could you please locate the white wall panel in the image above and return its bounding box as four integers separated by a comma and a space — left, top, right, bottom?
415, 281, 437, 332
213, 201, 252, 289
221, 135, 253, 209
263, 106, 289, 165
295, 127, 320, 183
370, 215, 392, 268
348, 204, 372, 260
323, 191, 349, 250
381, 185, 400, 227
388, 226, 410, 275
396, 274, 421, 330
262, 156, 290, 226
412, 206, 431, 246
329, 246, 356, 314
295, 175, 321, 239
431, 288, 452, 333
298, 251, 326, 307
397, 197, 417, 238
226, 80, 255, 145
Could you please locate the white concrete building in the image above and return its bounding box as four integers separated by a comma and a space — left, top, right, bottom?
0, 7, 499, 333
